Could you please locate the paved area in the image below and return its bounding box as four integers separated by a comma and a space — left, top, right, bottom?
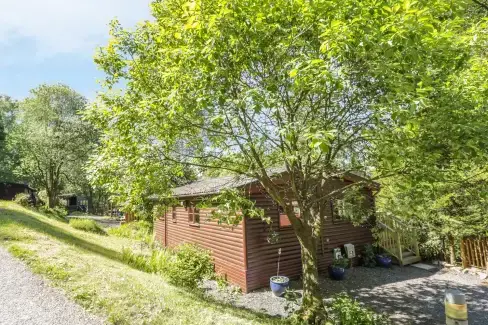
205, 265, 488, 324
320, 266, 488, 325
0, 248, 103, 325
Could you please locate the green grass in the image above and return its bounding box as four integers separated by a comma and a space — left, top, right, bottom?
108, 220, 153, 244
0, 201, 281, 325
69, 218, 106, 235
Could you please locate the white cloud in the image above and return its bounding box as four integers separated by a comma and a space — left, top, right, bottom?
0, 0, 152, 57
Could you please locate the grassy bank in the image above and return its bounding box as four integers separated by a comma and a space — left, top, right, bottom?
0, 201, 280, 325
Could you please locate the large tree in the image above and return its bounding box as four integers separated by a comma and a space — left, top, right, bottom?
0, 96, 19, 182
87, 0, 487, 321
11, 85, 95, 208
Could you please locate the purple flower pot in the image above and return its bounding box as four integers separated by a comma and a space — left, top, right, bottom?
376, 255, 392, 268
328, 265, 346, 280
270, 276, 289, 297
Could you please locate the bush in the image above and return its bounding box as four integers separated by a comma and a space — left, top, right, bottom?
361, 244, 377, 268
327, 294, 391, 325
39, 205, 68, 219
165, 243, 214, 289
121, 248, 152, 272
14, 193, 31, 207
69, 218, 106, 235
108, 221, 153, 244
121, 243, 214, 289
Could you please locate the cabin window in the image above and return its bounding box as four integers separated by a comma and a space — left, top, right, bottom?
188, 203, 200, 225
172, 206, 177, 223
332, 199, 354, 222
278, 201, 300, 228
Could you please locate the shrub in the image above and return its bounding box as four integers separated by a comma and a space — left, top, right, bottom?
120, 244, 214, 290
361, 244, 377, 268
165, 243, 214, 289
121, 248, 152, 272
69, 218, 106, 235
108, 221, 153, 244
327, 294, 391, 325
39, 205, 68, 220
14, 193, 31, 207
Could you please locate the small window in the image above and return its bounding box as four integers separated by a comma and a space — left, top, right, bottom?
332, 199, 354, 222
278, 201, 300, 228
172, 206, 177, 223
188, 203, 200, 225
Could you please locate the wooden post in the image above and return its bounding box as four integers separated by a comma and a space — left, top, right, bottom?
448, 234, 456, 265
397, 232, 403, 265
413, 229, 420, 257
461, 239, 469, 269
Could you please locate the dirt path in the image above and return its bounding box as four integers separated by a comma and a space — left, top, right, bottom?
0, 247, 103, 325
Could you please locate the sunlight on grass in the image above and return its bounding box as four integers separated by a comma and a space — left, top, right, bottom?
0, 201, 281, 325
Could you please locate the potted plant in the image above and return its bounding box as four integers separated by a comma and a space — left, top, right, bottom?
270, 248, 289, 296
375, 253, 392, 268
328, 257, 349, 280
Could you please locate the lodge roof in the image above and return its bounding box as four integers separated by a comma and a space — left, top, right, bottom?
161, 167, 377, 199
0, 182, 36, 191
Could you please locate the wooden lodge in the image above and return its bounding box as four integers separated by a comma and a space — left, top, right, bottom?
153, 170, 376, 292
0, 182, 36, 202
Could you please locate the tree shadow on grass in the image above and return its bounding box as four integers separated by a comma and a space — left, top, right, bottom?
0, 206, 122, 263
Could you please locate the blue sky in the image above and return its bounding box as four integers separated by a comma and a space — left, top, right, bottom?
0, 0, 152, 100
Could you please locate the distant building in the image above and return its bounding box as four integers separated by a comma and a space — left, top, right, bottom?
59, 194, 88, 212
0, 182, 36, 202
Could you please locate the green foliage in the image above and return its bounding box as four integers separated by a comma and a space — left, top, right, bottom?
8, 84, 96, 209
108, 221, 152, 244
327, 294, 391, 325
14, 193, 31, 207
121, 247, 152, 272
0, 96, 19, 182
121, 244, 214, 290
332, 258, 350, 269
69, 218, 106, 235
165, 243, 215, 289
361, 244, 377, 268
215, 273, 229, 291
87, 0, 488, 318
198, 189, 265, 226
38, 205, 68, 220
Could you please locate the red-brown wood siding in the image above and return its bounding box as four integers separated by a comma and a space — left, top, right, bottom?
154, 206, 247, 290
154, 178, 374, 293
245, 180, 374, 292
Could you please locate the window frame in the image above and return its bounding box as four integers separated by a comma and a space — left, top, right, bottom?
171, 206, 177, 223
188, 202, 200, 226
278, 201, 300, 228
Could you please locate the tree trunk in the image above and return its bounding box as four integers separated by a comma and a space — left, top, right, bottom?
87, 187, 94, 214
295, 222, 326, 323
448, 233, 456, 265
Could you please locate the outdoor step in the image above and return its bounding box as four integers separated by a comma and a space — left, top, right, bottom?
403, 255, 421, 266
402, 251, 414, 258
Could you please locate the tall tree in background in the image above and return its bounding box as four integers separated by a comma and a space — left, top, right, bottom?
87, 0, 488, 321
0, 96, 19, 182
11, 85, 94, 208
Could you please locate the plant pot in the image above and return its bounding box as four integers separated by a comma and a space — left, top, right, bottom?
270, 276, 289, 297
328, 265, 346, 280
376, 255, 392, 268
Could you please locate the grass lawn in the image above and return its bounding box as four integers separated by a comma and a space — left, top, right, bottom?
0, 201, 282, 325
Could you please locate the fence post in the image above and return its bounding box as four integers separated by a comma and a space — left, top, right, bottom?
396, 232, 403, 265
461, 239, 469, 269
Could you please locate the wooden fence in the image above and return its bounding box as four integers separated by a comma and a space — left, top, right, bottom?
461, 237, 488, 270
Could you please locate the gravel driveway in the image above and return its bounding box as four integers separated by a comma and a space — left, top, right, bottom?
205, 265, 488, 325
0, 247, 103, 325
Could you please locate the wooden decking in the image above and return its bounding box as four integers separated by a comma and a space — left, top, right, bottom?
377, 215, 421, 266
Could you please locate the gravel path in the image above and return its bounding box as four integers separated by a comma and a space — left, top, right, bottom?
0, 247, 103, 325
205, 265, 488, 325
